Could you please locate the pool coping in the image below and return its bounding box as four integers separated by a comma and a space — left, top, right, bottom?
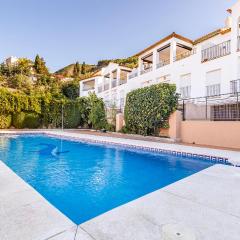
1, 130, 239, 166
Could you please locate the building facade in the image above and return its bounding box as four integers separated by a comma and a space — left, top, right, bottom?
80, 1, 240, 112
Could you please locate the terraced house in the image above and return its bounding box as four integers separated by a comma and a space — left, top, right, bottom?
80, 1, 240, 122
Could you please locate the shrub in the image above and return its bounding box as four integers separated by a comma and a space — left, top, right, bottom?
87, 93, 107, 130
12, 112, 40, 129
124, 83, 178, 136
0, 114, 12, 129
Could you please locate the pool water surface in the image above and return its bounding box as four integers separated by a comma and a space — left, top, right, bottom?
0, 134, 214, 224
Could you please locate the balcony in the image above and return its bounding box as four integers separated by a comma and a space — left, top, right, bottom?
156, 59, 170, 69
98, 85, 103, 93
140, 66, 152, 75
174, 48, 196, 62
104, 83, 110, 91
83, 86, 94, 91
118, 79, 127, 86
129, 72, 138, 79
111, 79, 117, 88
238, 36, 240, 51
230, 79, 240, 94
201, 40, 231, 63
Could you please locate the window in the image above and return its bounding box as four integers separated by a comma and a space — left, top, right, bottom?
180, 74, 191, 98
206, 70, 221, 96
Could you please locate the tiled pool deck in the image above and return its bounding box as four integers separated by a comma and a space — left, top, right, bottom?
0, 130, 240, 240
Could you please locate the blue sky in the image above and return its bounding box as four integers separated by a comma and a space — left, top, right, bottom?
0, 0, 236, 72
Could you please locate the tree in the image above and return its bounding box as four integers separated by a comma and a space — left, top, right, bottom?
81, 61, 86, 75
34, 54, 49, 75
73, 61, 80, 77
62, 80, 79, 99
17, 58, 32, 76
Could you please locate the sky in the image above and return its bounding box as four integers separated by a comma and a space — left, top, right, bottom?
0, 0, 236, 72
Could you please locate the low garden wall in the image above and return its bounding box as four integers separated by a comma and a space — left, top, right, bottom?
181, 120, 240, 149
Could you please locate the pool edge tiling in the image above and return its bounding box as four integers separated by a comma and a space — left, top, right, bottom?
1, 130, 240, 166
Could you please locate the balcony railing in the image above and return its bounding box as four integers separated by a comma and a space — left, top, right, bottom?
83, 86, 95, 91
118, 79, 127, 86
98, 85, 103, 93
206, 84, 221, 97
238, 36, 240, 51
129, 72, 138, 79
174, 48, 196, 62
156, 59, 170, 69
230, 79, 240, 94
201, 40, 231, 62
104, 83, 109, 91
111, 79, 117, 88
140, 66, 152, 75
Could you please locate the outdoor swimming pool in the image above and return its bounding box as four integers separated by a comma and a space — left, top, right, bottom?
0, 134, 215, 224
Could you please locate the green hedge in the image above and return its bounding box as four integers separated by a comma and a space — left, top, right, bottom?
0, 88, 107, 130
0, 114, 12, 129
124, 83, 178, 136
12, 112, 40, 129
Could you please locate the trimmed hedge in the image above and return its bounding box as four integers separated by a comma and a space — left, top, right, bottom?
0, 114, 12, 129
0, 88, 107, 130
124, 83, 178, 136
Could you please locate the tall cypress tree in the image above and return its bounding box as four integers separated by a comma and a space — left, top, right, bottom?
73, 61, 80, 77
34, 54, 49, 75
81, 61, 86, 75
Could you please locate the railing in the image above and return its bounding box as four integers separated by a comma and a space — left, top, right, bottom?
140, 66, 152, 75
201, 40, 231, 62
206, 84, 221, 97
98, 85, 103, 93
129, 72, 138, 79
179, 92, 240, 121
111, 79, 117, 88
118, 79, 127, 86
238, 36, 240, 51
230, 79, 240, 94
174, 48, 196, 62
104, 83, 109, 91
180, 86, 191, 99
83, 86, 95, 91
156, 59, 170, 69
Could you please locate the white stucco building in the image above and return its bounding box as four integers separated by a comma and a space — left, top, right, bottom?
80, 1, 240, 111
4, 56, 19, 66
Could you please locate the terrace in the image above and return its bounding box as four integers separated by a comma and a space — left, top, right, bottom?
156, 44, 170, 69
201, 40, 231, 62
140, 53, 153, 75
174, 44, 196, 62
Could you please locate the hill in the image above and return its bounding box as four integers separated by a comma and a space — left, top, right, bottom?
55, 57, 138, 79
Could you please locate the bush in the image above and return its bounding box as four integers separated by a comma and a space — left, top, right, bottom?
124, 83, 178, 136
87, 93, 107, 130
12, 112, 40, 129
0, 114, 12, 129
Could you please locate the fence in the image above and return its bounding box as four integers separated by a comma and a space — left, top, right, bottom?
179, 92, 240, 121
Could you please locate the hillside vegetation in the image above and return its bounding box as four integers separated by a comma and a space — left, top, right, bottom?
55, 56, 138, 79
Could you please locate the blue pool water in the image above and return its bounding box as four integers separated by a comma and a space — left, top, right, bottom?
0, 134, 214, 224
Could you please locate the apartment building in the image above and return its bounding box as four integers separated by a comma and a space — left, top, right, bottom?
80, 1, 240, 112
80, 63, 132, 109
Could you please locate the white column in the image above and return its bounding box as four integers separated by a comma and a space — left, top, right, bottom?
152, 49, 157, 70
117, 68, 121, 86
170, 39, 177, 64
